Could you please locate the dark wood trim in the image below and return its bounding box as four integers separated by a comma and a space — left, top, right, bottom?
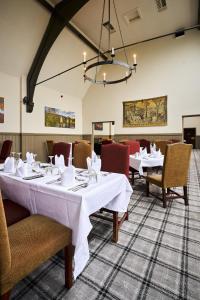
24, 0, 90, 113
182, 114, 200, 118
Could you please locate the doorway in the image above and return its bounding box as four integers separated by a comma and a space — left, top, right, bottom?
184, 128, 196, 148
182, 115, 200, 149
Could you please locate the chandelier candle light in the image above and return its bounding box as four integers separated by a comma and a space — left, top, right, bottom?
83, 0, 137, 85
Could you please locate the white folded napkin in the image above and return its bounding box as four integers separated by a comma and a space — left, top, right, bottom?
4, 157, 15, 173
140, 147, 148, 159
61, 165, 75, 187
87, 157, 92, 173
150, 143, 156, 153
134, 152, 140, 159
16, 159, 28, 177
92, 158, 101, 174
55, 154, 65, 168
26, 152, 34, 164
151, 149, 162, 158
92, 150, 97, 162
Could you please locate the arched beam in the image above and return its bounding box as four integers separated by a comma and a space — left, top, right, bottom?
23, 0, 90, 112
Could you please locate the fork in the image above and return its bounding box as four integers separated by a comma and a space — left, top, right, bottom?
69, 183, 88, 192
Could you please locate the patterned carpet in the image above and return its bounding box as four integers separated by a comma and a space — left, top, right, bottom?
11, 150, 200, 300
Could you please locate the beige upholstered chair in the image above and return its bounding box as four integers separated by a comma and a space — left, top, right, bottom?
73, 142, 92, 169
0, 193, 73, 299
146, 143, 192, 208
154, 140, 172, 155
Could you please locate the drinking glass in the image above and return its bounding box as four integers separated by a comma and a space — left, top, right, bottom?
48, 155, 54, 167
48, 155, 54, 175
11, 152, 16, 158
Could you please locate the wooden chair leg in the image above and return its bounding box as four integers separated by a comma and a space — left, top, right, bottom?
146, 181, 149, 197
131, 169, 135, 185
112, 212, 118, 243
125, 210, 129, 221
1, 291, 10, 300
183, 186, 188, 206
64, 244, 73, 289
162, 188, 167, 208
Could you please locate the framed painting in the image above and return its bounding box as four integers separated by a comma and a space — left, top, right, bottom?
0, 97, 4, 123
94, 122, 103, 131
123, 96, 167, 127
45, 106, 75, 128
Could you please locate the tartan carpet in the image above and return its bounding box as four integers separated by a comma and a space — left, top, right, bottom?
11, 150, 200, 300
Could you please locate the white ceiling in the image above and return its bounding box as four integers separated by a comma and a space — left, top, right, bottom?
71, 0, 199, 51
0, 0, 199, 98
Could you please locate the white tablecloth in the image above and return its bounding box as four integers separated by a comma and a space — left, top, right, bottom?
129, 154, 164, 175
0, 170, 132, 278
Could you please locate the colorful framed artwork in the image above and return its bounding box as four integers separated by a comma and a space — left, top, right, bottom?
0, 97, 4, 123
45, 107, 75, 128
123, 96, 167, 127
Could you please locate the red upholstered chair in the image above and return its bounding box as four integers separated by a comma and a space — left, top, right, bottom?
52, 142, 71, 166
101, 143, 130, 177
95, 143, 130, 242
0, 140, 12, 163
122, 140, 140, 155
137, 139, 151, 153
122, 140, 140, 184
3, 200, 30, 226
101, 139, 113, 145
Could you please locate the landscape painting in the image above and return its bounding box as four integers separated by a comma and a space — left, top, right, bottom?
45, 107, 75, 128
0, 97, 4, 123
123, 96, 167, 127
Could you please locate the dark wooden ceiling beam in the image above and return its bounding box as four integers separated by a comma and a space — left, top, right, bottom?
24, 0, 90, 112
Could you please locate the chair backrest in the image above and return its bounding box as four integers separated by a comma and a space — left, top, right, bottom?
101, 139, 113, 145
0, 140, 12, 160
101, 144, 130, 178
137, 139, 150, 153
46, 140, 54, 156
52, 142, 71, 166
0, 193, 11, 279
122, 140, 140, 155
162, 143, 192, 188
73, 142, 92, 169
155, 140, 172, 155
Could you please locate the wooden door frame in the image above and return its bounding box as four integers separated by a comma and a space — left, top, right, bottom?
182, 114, 200, 144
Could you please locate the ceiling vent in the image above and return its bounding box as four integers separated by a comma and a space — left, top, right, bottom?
103, 21, 116, 34
155, 0, 167, 11
123, 8, 141, 25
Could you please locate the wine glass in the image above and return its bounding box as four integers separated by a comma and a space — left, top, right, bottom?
48, 155, 54, 167
11, 152, 16, 158
17, 152, 21, 160
48, 155, 54, 175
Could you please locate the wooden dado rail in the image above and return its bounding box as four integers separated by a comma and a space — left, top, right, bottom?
0, 132, 183, 162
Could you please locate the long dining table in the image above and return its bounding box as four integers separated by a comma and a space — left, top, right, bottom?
0, 168, 132, 279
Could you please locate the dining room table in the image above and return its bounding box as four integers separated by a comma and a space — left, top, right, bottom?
129, 153, 164, 183
0, 165, 132, 279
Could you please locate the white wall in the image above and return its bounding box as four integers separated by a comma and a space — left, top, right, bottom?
82, 30, 200, 135
183, 116, 200, 135
22, 84, 83, 134
0, 71, 20, 133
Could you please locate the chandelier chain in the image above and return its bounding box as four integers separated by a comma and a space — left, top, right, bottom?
95, 0, 106, 81
112, 0, 128, 64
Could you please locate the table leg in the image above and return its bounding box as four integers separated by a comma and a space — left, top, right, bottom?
112, 212, 118, 243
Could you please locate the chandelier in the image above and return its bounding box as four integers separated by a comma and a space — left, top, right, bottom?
83, 0, 137, 85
